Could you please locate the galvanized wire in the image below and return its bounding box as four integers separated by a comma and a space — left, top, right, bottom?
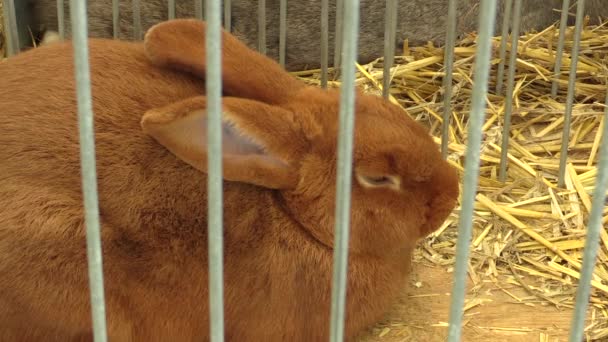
333, 0, 344, 78
168, 0, 176, 19
258, 0, 266, 54
195, 0, 203, 20
568, 83, 608, 342
68, 0, 108, 340
440, 0, 458, 159
382, 0, 398, 99
446, 0, 497, 341
498, 0, 522, 182
206, 0, 225, 341
495, 0, 513, 96
3, 0, 19, 56
558, 0, 586, 188
224, 0, 232, 32
57, 0, 65, 39
329, 0, 360, 340
551, 0, 571, 98
133, 0, 141, 40
112, 0, 119, 39
321, 0, 329, 88
279, 0, 287, 67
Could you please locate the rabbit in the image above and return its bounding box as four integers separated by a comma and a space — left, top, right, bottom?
13, 0, 574, 71
0, 18, 459, 341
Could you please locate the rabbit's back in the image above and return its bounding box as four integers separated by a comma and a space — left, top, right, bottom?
0, 38, 215, 261
0, 39, 204, 184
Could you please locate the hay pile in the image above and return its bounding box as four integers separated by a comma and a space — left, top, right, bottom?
293, 19, 608, 340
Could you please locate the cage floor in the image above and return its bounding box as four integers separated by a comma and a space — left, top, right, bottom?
360, 261, 574, 341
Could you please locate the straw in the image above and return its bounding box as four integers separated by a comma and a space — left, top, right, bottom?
293, 18, 608, 341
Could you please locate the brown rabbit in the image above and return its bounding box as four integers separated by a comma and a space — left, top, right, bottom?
0, 18, 459, 341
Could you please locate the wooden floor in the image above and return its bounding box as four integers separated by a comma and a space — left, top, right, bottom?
360, 262, 578, 342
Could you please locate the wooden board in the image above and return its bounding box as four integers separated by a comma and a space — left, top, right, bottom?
360, 261, 580, 342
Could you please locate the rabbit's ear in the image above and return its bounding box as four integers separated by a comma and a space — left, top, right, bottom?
141, 96, 315, 189
143, 19, 305, 105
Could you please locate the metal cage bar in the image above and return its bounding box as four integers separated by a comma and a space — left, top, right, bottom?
168, 0, 176, 20
321, 0, 329, 88
258, 0, 267, 54
446, 0, 497, 340
568, 82, 608, 342
194, 0, 204, 20
56, 0, 65, 40
206, 0, 225, 340
279, 0, 287, 67
3, 0, 20, 56
440, 0, 458, 159
112, 0, 119, 39
133, 0, 142, 40
328, 0, 360, 341
195, 0, 204, 20
333, 0, 344, 78
224, 0, 232, 32
558, 0, 586, 187
495, 0, 513, 96
382, 0, 398, 99
498, 0, 522, 182
68, 0, 109, 340
551, 0, 571, 98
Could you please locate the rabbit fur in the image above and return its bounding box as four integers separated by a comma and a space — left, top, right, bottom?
0, 18, 459, 341
15, 0, 608, 71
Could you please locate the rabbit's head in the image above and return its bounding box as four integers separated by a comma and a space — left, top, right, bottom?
141, 19, 459, 257
280, 88, 460, 256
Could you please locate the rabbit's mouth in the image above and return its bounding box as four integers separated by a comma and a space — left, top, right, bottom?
421, 194, 458, 237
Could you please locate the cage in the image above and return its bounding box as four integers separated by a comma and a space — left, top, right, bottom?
1, 0, 608, 341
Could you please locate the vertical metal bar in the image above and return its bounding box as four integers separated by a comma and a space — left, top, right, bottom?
224, 0, 232, 32
329, 0, 359, 341
258, 0, 266, 54
568, 83, 608, 342
57, 0, 65, 40
440, 0, 458, 159
382, 0, 398, 99
333, 0, 344, 77
498, 0, 522, 182
446, 0, 497, 341
3, 0, 19, 56
321, 0, 329, 88
168, 0, 176, 19
551, 0, 571, 98
279, 0, 287, 67
112, 0, 119, 39
195, 0, 203, 20
495, 0, 513, 96
68, 0, 108, 340
206, 0, 225, 340
133, 0, 141, 40
558, 0, 585, 188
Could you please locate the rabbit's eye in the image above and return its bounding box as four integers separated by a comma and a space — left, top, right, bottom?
367, 176, 390, 184
356, 174, 401, 191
